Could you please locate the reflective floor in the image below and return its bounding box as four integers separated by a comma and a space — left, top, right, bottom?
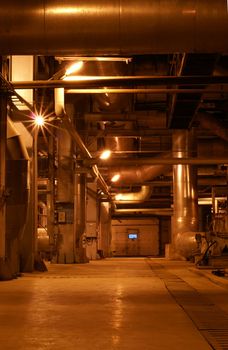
1, 258, 228, 349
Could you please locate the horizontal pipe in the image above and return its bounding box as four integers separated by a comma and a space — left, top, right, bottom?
1, 1, 228, 54
11, 75, 228, 89
85, 157, 228, 166
114, 186, 152, 203
113, 208, 173, 216
84, 111, 166, 123
66, 88, 226, 94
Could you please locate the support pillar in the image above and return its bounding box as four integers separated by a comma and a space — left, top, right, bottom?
74, 173, 88, 263
56, 127, 75, 263
0, 90, 12, 279
171, 129, 198, 259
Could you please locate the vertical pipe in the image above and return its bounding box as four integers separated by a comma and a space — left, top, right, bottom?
172, 129, 198, 259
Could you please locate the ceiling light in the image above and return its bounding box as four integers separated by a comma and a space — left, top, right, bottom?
100, 149, 111, 160
65, 61, 84, 76
34, 114, 45, 127
111, 174, 120, 182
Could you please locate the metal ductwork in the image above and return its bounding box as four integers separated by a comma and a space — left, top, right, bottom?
109, 153, 171, 185
7, 118, 30, 160
172, 129, 198, 259
114, 186, 152, 204
0, 1, 228, 55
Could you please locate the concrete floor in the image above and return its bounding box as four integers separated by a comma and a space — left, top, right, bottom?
1, 258, 228, 350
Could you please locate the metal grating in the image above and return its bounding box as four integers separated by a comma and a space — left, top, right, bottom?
146, 259, 228, 350
202, 330, 228, 350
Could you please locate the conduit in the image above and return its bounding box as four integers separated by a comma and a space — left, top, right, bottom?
0, 0, 228, 54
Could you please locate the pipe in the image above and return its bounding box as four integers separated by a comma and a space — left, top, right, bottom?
86, 157, 228, 167
84, 111, 167, 125
114, 186, 152, 203
172, 129, 198, 259
11, 75, 228, 89
61, 113, 111, 199
109, 163, 171, 185
1, 1, 228, 54
113, 208, 172, 216
66, 88, 226, 94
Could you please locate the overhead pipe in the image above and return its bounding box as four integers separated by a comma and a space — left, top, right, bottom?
108, 152, 172, 185
1, 1, 228, 54
113, 208, 173, 216
114, 186, 152, 203
86, 156, 228, 167
11, 75, 228, 89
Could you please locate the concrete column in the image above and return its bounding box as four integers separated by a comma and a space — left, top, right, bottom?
172, 129, 198, 259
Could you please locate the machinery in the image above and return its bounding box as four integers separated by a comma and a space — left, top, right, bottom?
196, 187, 228, 268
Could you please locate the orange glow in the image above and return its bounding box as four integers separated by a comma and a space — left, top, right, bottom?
100, 149, 111, 160
65, 61, 84, 76
111, 174, 120, 182
34, 114, 45, 127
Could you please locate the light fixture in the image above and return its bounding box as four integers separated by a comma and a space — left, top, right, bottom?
111, 174, 120, 182
100, 149, 111, 160
56, 56, 132, 63
34, 114, 45, 127
65, 61, 84, 77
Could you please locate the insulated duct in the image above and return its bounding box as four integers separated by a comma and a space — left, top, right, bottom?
0, 1, 228, 54
172, 129, 198, 259
109, 153, 171, 185
114, 186, 152, 204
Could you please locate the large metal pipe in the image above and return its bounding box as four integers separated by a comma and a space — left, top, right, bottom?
109, 155, 171, 185
172, 129, 198, 259
0, 1, 228, 54
114, 186, 152, 203
11, 75, 228, 89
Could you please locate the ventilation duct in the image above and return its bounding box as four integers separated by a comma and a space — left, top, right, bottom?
109, 153, 171, 185
172, 129, 198, 259
0, 1, 228, 54
114, 186, 152, 204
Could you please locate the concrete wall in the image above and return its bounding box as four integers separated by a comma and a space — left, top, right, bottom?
111, 218, 159, 257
